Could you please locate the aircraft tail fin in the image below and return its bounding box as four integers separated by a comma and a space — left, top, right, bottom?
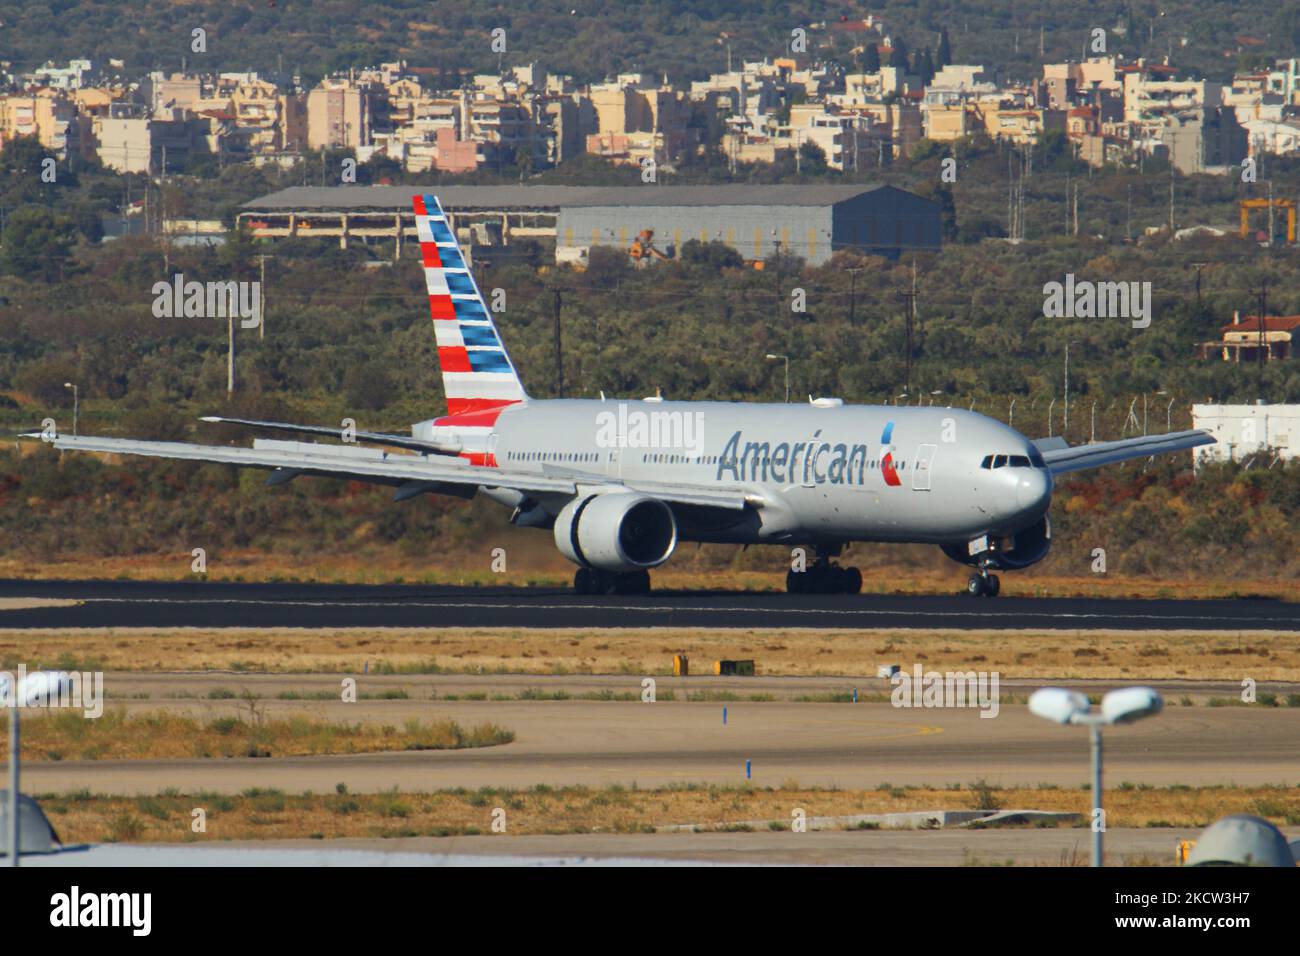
413, 194, 528, 417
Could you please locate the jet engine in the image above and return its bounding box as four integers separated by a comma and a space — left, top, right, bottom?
941, 515, 1052, 571
553, 493, 677, 572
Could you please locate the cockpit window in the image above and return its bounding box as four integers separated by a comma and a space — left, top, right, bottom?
1028, 448, 1046, 468
983, 453, 1037, 469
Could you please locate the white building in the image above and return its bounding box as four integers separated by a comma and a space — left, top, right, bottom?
1192, 403, 1300, 465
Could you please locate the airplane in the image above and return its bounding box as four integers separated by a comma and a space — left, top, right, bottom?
23, 194, 1215, 598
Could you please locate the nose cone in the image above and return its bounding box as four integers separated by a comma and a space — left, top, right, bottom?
1016, 468, 1052, 514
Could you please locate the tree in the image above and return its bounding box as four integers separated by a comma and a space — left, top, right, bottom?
343, 360, 395, 411
937, 28, 952, 67
798, 140, 829, 176
0, 135, 50, 177
680, 239, 743, 272
917, 48, 936, 86
889, 38, 910, 71
915, 181, 958, 241
0, 206, 77, 282
859, 43, 881, 74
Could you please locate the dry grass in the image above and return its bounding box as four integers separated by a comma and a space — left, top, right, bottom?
0, 551, 1293, 601
34, 783, 1300, 845
0, 708, 513, 761
2, 626, 1299, 680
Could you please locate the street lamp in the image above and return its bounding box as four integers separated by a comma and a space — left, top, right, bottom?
1028, 685, 1163, 867
765, 353, 789, 403
63, 383, 78, 437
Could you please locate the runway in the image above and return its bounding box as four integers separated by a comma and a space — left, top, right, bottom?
1, 579, 1297, 630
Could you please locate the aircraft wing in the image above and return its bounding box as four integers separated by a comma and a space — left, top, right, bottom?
1039, 429, 1215, 475
23, 433, 753, 511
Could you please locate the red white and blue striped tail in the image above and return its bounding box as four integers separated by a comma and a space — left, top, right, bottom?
413, 194, 528, 418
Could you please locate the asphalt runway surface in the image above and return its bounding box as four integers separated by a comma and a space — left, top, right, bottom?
2, 579, 1298, 630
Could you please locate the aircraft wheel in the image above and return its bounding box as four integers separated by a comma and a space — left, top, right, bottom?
786, 569, 806, 594
574, 568, 594, 595
984, 574, 1001, 598
843, 566, 863, 594
966, 574, 986, 597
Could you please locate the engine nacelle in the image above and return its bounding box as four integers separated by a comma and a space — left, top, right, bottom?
941, 515, 1052, 571
554, 493, 677, 572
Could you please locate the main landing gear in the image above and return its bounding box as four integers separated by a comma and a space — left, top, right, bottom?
786, 548, 863, 595
573, 567, 651, 596
966, 569, 1001, 598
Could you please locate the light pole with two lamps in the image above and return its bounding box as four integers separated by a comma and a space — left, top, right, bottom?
1028, 685, 1163, 867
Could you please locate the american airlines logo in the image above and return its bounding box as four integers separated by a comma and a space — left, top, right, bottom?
715, 423, 903, 486
595, 403, 705, 456
1042, 274, 1152, 329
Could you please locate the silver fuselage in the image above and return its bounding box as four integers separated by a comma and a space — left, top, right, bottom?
444, 400, 1053, 547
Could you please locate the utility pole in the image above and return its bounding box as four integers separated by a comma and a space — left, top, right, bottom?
227, 312, 235, 397
1073, 182, 1079, 237
1168, 162, 1175, 233
258, 254, 269, 339
846, 267, 865, 326
1257, 279, 1269, 397
898, 268, 918, 395
1126, 184, 1132, 242
1064, 171, 1070, 235
1064, 342, 1076, 436
1189, 261, 1207, 311
1267, 179, 1275, 247
552, 285, 564, 398
772, 238, 782, 304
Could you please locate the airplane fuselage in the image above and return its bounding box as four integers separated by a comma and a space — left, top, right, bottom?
428, 399, 1053, 548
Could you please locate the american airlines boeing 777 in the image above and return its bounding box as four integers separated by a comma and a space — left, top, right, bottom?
26, 195, 1214, 597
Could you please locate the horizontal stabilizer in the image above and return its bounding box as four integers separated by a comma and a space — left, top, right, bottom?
199, 416, 463, 456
